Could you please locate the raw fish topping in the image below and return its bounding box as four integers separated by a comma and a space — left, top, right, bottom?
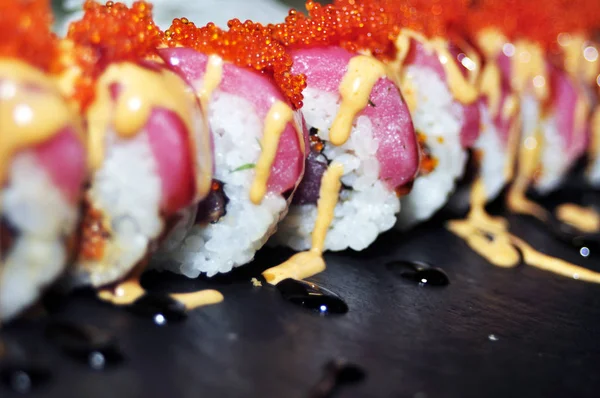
164, 18, 306, 109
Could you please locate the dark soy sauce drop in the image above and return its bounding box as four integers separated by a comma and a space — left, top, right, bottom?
127, 293, 187, 323
41, 290, 70, 314
308, 360, 366, 398
45, 320, 123, 369
386, 260, 450, 287
0, 363, 51, 393
276, 279, 349, 314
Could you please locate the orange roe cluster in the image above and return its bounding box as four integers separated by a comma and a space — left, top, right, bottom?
0, 0, 59, 71
164, 18, 306, 109
270, 1, 400, 60
352, 0, 471, 40
66, 1, 162, 108
465, 0, 600, 50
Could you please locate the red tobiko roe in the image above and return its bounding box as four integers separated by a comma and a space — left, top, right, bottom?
0, 0, 59, 71
270, 0, 400, 61
66, 0, 162, 110
464, 0, 600, 51
164, 17, 306, 109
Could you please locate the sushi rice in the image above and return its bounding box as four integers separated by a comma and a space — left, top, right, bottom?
75, 130, 164, 286
153, 91, 289, 277
535, 114, 571, 194
1, 153, 77, 320
475, 102, 509, 201
395, 65, 467, 229
272, 86, 400, 252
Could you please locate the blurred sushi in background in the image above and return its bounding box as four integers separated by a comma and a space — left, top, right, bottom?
0, 0, 86, 320
269, 1, 420, 252
154, 18, 308, 277
371, 0, 483, 229
58, 1, 213, 287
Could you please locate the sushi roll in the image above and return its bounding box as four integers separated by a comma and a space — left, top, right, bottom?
59, 1, 212, 287
469, 28, 520, 203
269, 1, 420, 253
0, 0, 86, 320
375, 0, 482, 229
504, 1, 596, 199
154, 18, 307, 277
545, 1, 599, 188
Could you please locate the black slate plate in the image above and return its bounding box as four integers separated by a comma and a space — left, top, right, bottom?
2, 187, 600, 398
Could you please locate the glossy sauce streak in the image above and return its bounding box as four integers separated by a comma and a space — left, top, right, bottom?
275, 278, 348, 314
0, 60, 82, 185
393, 29, 479, 105
45, 320, 123, 369
262, 162, 344, 285
330, 55, 386, 146
561, 34, 599, 86
386, 260, 449, 286
86, 62, 212, 200
194, 55, 223, 199
448, 176, 600, 283
507, 133, 547, 220
476, 30, 510, 119
479, 61, 501, 117
555, 204, 600, 233
198, 55, 223, 110
511, 41, 548, 102
250, 101, 296, 204
97, 266, 223, 315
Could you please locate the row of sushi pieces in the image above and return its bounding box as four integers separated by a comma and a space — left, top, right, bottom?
1, 0, 600, 321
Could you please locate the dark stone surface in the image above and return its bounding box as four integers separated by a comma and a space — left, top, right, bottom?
1, 187, 600, 397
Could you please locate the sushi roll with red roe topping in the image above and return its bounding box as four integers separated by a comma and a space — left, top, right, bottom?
0, 0, 86, 321
267, 1, 419, 252
360, 0, 482, 229
515, 1, 594, 195
461, 2, 522, 203
59, 1, 212, 286
155, 18, 307, 277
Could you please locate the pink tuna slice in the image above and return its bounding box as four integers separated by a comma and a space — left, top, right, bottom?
549, 64, 587, 165
109, 65, 205, 216
34, 127, 86, 203
404, 39, 481, 148
145, 107, 196, 215
159, 47, 305, 196
290, 46, 419, 190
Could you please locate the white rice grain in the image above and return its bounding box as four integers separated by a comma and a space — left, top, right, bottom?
395, 66, 467, 230
272, 87, 400, 252
475, 103, 509, 201
75, 130, 163, 286
0, 153, 76, 321
152, 91, 287, 277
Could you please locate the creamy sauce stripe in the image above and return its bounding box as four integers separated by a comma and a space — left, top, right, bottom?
0, 60, 82, 185
393, 29, 479, 105
86, 62, 212, 201
330, 55, 387, 146
266, 53, 391, 281
250, 101, 296, 205
263, 162, 344, 285
511, 40, 549, 102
